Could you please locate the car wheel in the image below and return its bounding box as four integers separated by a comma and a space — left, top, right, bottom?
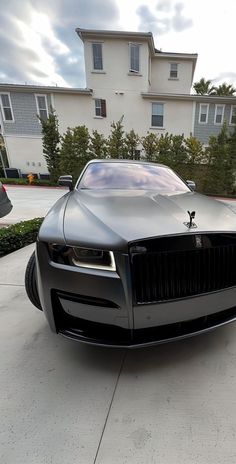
25, 252, 42, 311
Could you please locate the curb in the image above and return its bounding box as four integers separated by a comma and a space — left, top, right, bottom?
3, 184, 67, 190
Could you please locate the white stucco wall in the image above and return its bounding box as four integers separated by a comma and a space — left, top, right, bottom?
53, 94, 93, 135
150, 58, 193, 94
4, 135, 47, 174
84, 38, 150, 92
149, 99, 193, 135
3, 92, 194, 172
53, 92, 193, 139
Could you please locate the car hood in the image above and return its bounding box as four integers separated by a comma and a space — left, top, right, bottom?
63, 189, 236, 250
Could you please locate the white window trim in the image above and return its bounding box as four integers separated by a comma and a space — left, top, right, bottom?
92, 42, 104, 72
151, 101, 164, 128
169, 62, 178, 79
230, 105, 236, 125
129, 42, 141, 74
35, 94, 49, 123
93, 98, 107, 118
0, 92, 14, 123
214, 104, 225, 125
199, 103, 209, 124
94, 98, 102, 117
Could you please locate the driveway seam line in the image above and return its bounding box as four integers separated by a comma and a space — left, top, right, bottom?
93, 350, 127, 464
0, 283, 24, 287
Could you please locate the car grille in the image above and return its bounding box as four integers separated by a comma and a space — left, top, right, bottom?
130, 234, 236, 304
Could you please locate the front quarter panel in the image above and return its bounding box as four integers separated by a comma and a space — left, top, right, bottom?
38, 192, 70, 244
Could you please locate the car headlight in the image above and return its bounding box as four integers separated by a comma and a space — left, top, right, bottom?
48, 244, 116, 271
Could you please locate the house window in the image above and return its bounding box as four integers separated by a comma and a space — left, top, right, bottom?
129, 44, 140, 73
230, 106, 236, 125
214, 105, 224, 124
152, 103, 164, 127
35, 95, 49, 121
92, 43, 103, 70
170, 63, 178, 78
95, 99, 106, 117
0, 93, 14, 121
199, 104, 209, 124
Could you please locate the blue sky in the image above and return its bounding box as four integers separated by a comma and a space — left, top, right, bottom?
0, 0, 235, 90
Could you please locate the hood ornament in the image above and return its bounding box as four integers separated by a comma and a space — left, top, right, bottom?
184, 210, 197, 229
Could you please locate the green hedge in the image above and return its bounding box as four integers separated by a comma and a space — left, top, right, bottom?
0, 218, 44, 257
0, 178, 58, 186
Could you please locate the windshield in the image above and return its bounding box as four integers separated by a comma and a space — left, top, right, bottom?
78, 162, 189, 192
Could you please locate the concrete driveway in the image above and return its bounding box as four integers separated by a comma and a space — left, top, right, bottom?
1, 185, 236, 227
1, 245, 236, 463
0, 185, 66, 225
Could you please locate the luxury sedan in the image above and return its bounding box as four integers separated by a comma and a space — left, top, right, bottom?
25, 160, 236, 347
0, 181, 12, 218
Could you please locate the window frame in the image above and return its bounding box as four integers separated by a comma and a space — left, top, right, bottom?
129, 43, 140, 74
92, 42, 103, 71
199, 103, 209, 124
94, 99, 106, 118
169, 62, 178, 79
0, 92, 14, 122
35, 94, 49, 122
230, 105, 236, 125
151, 102, 164, 128
214, 104, 225, 125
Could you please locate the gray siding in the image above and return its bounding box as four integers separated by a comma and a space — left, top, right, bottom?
0, 92, 51, 135
194, 103, 233, 144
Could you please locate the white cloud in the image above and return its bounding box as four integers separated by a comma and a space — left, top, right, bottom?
118, 0, 236, 88
1, 0, 236, 89
15, 11, 70, 86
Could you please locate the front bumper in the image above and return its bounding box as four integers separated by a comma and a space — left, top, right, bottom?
59, 305, 236, 348
36, 242, 236, 348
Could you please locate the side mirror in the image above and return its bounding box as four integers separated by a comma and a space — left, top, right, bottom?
58, 175, 73, 191
186, 180, 196, 191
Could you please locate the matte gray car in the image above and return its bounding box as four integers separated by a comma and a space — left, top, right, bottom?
25, 160, 236, 347
0, 181, 12, 218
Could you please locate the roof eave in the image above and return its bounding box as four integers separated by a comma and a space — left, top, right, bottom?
153, 52, 198, 60
0, 83, 93, 95
76, 28, 155, 54
141, 92, 236, 103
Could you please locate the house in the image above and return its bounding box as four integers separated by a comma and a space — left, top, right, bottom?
193, 97, 236, 144
0, 85, 92, 174
74, 28, 197, 138
0, 27, 236, 175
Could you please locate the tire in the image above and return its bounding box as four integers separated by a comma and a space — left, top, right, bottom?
25, 251, 42, 311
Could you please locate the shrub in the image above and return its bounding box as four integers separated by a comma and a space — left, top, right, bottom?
0, 218, 44, 257
39, 109, 60, 182
124, 130, 140, 159
107, 117, 126, 158
59, 126, 90, 181
141, 133, 158, 161
89, 130, 107, 159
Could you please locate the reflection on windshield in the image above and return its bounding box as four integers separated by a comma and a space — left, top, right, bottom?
78, 162, 189, 192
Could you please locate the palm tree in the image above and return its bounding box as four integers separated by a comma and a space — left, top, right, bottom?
193, 78, 215, 95
211, 82, 236, 96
